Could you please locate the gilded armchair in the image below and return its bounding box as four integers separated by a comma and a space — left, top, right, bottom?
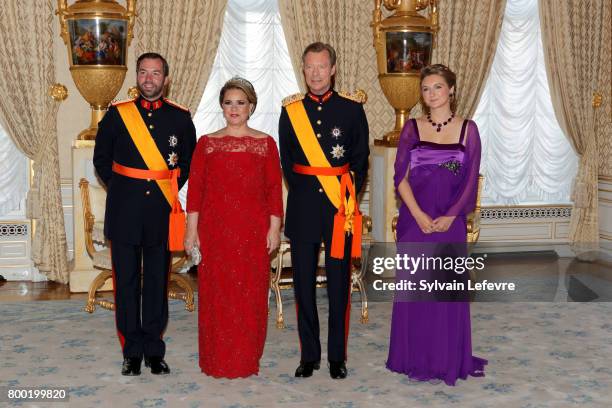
79, 178, 194, 313
270, 216, 372, 329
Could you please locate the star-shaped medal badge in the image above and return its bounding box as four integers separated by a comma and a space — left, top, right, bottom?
168, 135, 178, 147
167, 152, 178, 167
330, 144, 345, 159
330, 126, 342, 139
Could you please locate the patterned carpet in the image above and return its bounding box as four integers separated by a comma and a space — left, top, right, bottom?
1, 296, 611, 407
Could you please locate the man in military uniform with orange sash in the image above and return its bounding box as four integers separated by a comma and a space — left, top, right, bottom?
93, 52, 196, 376
279, 42, 369, 379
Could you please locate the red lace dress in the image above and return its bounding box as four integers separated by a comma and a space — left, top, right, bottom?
186, 135, 283, 378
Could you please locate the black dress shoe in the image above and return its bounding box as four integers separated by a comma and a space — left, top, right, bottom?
329, 361, 347, 379
144, 356, 170, 375
121, 357, 142, 376
294, 361, 320, 378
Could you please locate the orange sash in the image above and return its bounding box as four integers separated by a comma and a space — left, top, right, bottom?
291, 165, 362, 259
286, 100, 362, 259
285, 101, 362, 259
292, 163, 349, 176
115, 102, 185, 251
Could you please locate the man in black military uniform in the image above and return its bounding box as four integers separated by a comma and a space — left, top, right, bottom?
93, 52, 196, 376
279, 42, 369, 379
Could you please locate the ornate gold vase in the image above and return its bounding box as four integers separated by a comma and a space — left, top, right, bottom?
371, 0, 439, 146
57, 0, 136, 140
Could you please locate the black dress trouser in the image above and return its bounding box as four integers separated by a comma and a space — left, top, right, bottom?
291, 231, 352, 363
111, 241, 170, 359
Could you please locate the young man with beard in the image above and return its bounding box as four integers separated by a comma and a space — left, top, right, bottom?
93, 52, 196, 376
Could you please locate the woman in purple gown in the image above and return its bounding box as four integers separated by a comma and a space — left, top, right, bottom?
387, 64, 487, 385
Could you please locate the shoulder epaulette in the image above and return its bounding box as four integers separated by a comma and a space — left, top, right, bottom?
338, 89, 367, 104
282, 93, 305, 107
163, 98, 190, 113
110, 97, 136, 107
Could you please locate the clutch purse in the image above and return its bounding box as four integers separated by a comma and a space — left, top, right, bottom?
189, 245, 202, 265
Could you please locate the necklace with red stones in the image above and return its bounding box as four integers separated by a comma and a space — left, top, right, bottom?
427, 111, 455, 132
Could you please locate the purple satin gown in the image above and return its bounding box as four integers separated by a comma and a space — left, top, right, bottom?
386, 118, 487, 385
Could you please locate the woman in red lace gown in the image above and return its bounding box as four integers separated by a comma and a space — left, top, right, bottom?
184, 77, 283, 378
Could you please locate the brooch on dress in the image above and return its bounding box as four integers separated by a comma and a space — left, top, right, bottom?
168, 135, 178, 147
439, 159, 462, 175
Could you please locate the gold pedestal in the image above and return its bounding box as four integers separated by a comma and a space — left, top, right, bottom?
57, 0, 136, 141
70, 65, 127, 140
374, 73, 422, 146
78, 108, 107, 140
371, 0, 438, 147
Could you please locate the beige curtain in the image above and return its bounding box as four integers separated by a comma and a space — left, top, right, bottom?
428, 0, 506, 118
0, 0, 68, 282
135, 0, 227, 113
540, 0, 610, 256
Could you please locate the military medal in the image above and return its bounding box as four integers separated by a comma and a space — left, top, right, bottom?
330, 126, 342, 139
330, 144, 345, 159
167, 152, 178, 166
168, 135, 178, 147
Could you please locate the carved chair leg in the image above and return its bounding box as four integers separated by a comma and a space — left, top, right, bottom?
169, 272, 195, 312
84, 270, 113, 313
468, 260, 479, 287
273, 280, 284, 329
355, 277, 369, 324
271, 245, 286, 329
351, 254, 370, 324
